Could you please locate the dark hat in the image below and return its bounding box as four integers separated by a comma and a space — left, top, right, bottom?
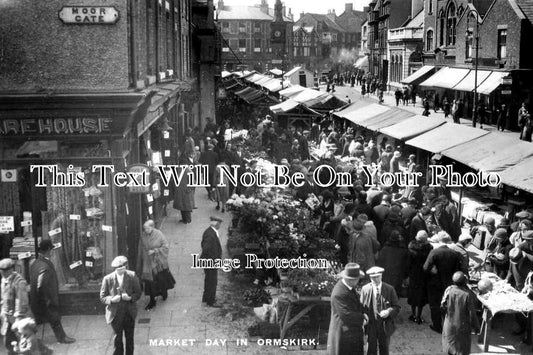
452, 271, 467, 285
210, 216, 223, 222
38, 239, 54, 252
522, 230, 533, 240
357, 213, 369, 222
516, 211, 532, 220
321, 190, 334, 200
352, 220, 364, 231
0, 258, 14, 270
484, 216, 496, 226
387, 212, 401, 223
340, 263, 365, 279
111, 255, 128, 268
509, 248, 523, 263
498, 218, 510, 227
408, 198, 418, 205
382, 194, 392, 203
420, 206, 431, 216
493, 228, 508, 240
389, 231, 401, 243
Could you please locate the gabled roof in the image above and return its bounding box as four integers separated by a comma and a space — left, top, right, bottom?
403, 9, 424, 28
336, 9, 366, 32
218, 6, 273, 20
293, 25, 316, 33
296, 13, 346, 32
515, 0, 533, 22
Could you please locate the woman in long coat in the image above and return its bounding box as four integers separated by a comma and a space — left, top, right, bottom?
442, 272, 480, 355
407, 231, 432, 323
173, 165, 194, 223
377, 230, 410, 295
137, 220, 175, 310
215, 159, 230, 213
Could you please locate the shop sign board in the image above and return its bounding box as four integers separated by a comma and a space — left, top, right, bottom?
127, 164, 151, 194
58, 6, 120, 24
0, 216, 14, 234
501, 90, 512, 95
501, 76, 513, 85
0, 117, 113, 137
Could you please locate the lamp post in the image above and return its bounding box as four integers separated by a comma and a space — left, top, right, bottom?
467, 9, 481, 127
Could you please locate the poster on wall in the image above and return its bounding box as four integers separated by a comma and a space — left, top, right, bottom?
0, 216, 14, 234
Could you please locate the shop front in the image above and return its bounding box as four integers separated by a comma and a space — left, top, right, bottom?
0, 93, 147, 314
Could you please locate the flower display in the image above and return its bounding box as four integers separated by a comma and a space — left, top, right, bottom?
285, 268, 339, 297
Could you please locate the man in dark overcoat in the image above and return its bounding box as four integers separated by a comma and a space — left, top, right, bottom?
201, 216, 223, 307
199, 143, 220, 200
423, 232, 463, 333
100, 256, 142, 355
360, 266, 401, 355
327, 263, 367, 355
30, 239, 75, 343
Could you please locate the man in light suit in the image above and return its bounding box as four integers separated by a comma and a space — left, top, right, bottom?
100, 256, 141, 355
360, 266, 401, 355
201, 216, 223, 307
30, 239, 75, 344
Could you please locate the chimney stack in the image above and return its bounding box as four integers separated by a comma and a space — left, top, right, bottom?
300, 11, 305, 20
260, 0, 268, 14
288, 8, 293, 21
345, 3, 353, 12
326, 8, 336, 22
282, 4, 286, 18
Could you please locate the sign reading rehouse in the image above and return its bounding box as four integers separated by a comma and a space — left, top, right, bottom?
58, 6, 120, 24
0, 118, 113, 136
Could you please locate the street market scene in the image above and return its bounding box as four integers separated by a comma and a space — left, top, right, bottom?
2, 0, 533, 354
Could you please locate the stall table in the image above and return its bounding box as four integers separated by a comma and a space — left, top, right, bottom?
277, 295, 331, 340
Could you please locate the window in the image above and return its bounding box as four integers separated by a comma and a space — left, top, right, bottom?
239, 22, 246, 33
426, 30, 434, 51
363, 26, 367, 37
230, 22, 238, 34
222, 22, 229, 33
238, 39, 246, 52
303, 47, 310, 56
254, 38, 261, 52
229, 39, 238, 49
498, 29, 507, 59
254, 22, 261, 32
428, 0, 433, 14
439, 17, 445, 46
446, 3, 457, 46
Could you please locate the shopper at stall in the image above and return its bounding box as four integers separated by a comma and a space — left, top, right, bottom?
506, 247, 533, 337
327, 263, 367, 355
100, 255, 142, 355
0, 258, 30, 355
409, 207, 430, 241
377, 231, 410, 296
423, 232, 464, 333
484, 228, 513, 278
201, 216, 223, 308
448, 234, 472, 274
373, 194, 391, 243
510, 220, 532, 246
441, 271, 480, 355
138, 220, 175, 310
471, 217, 496, 250
299, 130, 311, 161
349, 220, 381, 272
30, 239, 75, 344
360, 266, 401, 355
496, 104, 508, 132
407, 231, 432, 324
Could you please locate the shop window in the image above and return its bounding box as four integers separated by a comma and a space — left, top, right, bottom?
497, 29, 507, 59
439, 17, 445, 46
426, 29, 434, 51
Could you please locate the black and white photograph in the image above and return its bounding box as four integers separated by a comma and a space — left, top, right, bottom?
1, 0, 533, 354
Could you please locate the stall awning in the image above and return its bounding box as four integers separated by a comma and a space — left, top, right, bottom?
499, 156, 533, 194
234, 87, 255, 97
221, 71, 232, 79
470, 140, 533, 172
290, 88, 324, 103
406, 123, 488, 153
246, 74, 266, 83
242, 90, 264, 103
342, 103, 390, 125
360, 109, 415, 131
453, 70, 492, 92
476, 71, 509, 95
270, 100, 299, 114
333, 100, 373, 119
302, 93, 335, 108
441, 133, 533, 170
401, 65, 435, 85
420, 67, 470, 89
354, 56, 369, 69
379, 115, 447, 140
279, 85, 306, 98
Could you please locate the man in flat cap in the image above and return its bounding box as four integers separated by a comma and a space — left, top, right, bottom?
100, 256, 141, 355
30, 239, 75, 344
201, 216, 223, 307
0, 258, 30, 355
327, 263, 367, 355
360, 266, 400, 355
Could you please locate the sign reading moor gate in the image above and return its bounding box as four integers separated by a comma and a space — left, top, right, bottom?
58, 6, 120, 24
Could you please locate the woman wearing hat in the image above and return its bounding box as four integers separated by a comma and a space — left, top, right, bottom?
407, 231, 432, 324
137, 220, 175, 310
377, 230, 410, 297
172, 165, 194, 224
214, 158, 230, 213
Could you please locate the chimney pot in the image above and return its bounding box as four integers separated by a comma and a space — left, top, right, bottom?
345, 3, 353, 12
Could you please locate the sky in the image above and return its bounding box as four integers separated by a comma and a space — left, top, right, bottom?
219, 0, 369, 20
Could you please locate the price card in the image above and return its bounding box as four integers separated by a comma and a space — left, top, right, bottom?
85, 261, 93, 267
86, 209, 94, 217
69, 214, 81, 220
48, 228, 62, 236
147, 194, 154, 203
20, 220, 32, 227
148, 206, 153, 215
164, 189, 169, 197
18, 252, 31, 260
86, 251, 92, 257
69, 260, 82, 269
163, 131, 170, 139
102, 225, 113, 232
164, 150, 171, 157
86, 231, 91, 237
84, 190, 90, 197
0, 216, 14, 233
53, 242, 62, 249
152, 183, 159, 191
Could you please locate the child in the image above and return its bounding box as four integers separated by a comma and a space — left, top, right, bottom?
11, 318, 51, 355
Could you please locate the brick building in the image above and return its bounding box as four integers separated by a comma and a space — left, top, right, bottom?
216, 0, 294, 72
336, 3, 367, 52
0, 0, 215, 313
419, 0, 533, 125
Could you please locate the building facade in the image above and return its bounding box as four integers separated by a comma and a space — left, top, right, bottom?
0, 0, 214, 313
217, 0, 293, 72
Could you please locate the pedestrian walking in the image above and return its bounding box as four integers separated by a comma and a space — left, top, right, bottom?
100, 256, 142, 355
518, 102, 528, 140
327, 263, 367, 355
402, 87, 409, 106
443, 98, 451, 118
173, 164, 194, 223
394, 88, 402, 106
422, 98, 431, 116
360, 266, 401, 355
137, 220, 175, 310
199, 143, 219, 201
411, 87, 417, 106
523, 113, 532, 142
0, 258, 31, 355
477, 101, 486, 129
496, 104, 508, 131
407, 231, 432, 324
215, 159, 230, 212
441, 271, 480, 355
30, 239, 75, 344
201, 216, 223, 307
434, 93, 440, 112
